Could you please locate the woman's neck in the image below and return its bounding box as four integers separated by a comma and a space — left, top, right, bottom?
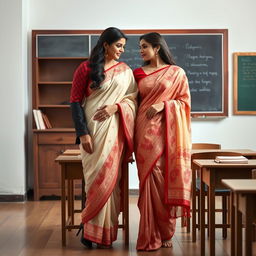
148, 57, 166, 68
104, 59, 117, 70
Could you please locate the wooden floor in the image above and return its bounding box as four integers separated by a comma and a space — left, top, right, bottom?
0, 196, 255, 256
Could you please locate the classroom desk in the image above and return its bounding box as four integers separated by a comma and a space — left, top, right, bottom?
193, 159, 256, 256
190, 149, 256, 242
55, 153, 129, 246
222, 179, 256, 256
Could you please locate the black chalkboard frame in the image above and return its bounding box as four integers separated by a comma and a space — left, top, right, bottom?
33, 29, 228, 117
233, 52, 256, 115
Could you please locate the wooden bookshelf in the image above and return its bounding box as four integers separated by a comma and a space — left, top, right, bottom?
32, 31, 88, 199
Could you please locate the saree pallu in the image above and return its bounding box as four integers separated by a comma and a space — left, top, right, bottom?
135, 65, 191, 251
80, 63, 137, 245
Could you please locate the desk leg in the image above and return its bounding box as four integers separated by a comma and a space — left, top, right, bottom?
192, 167, 196, 242
81, 179, 85, 211
200, 168, 205, 256
230, 192, 235, 255
235, 194, 242, 256
67, 180, 72, 231
70, 180, 74, 226
186, 213, 190, 233
123, 162, 129, 247
208, 178, 215, 256
222, 194, 227, 239
244, 195, 253, 256
61, 164, 66, 246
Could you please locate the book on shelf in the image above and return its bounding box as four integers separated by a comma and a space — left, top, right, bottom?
36, 110, 46, 129
214, 155, 248, 164
42, 112, 52, 129
33, 109, 40, 129
33, 109, 52, 130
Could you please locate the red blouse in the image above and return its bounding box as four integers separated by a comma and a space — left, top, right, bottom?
133, 67, 147, 84
133, 66, 171, 85
70, 61, 91, 103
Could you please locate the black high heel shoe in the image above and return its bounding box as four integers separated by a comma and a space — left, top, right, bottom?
76, 223, 93, 248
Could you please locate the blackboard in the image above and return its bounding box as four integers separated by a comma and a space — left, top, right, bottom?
233, 52, 256, 115
37, 35, 89, 57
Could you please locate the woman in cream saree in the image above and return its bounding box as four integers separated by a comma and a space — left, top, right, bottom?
70, 28, 137, 248
80, 61, 136, 247
134, 32, 191, 251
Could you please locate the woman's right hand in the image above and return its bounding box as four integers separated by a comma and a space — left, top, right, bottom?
146, 102, 164, 119
80, 134, 93, 154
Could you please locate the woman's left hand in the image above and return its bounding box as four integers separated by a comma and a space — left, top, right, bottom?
93, 104, 118, 122
146, 102, 164, 119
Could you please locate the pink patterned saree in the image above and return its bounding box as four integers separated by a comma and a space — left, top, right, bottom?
80, 62, 137, 245
134, 65, 191, 251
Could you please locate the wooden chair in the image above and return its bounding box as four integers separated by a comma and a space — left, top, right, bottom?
192, 143, 221, 150
191, 151, 243, 242
252, 169, 256, 179
182, 143, 221, 233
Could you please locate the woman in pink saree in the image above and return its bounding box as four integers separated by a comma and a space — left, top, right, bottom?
133, 32, 191, 251
70, 28, 137, 249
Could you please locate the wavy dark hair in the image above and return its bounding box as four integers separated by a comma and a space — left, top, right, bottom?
140, 32, 176, 66
89, 27, 127, 89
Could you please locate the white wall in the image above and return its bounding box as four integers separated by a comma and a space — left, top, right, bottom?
0, 0, 28, 195
28, 0, 256, 189
1, 0, 255, 194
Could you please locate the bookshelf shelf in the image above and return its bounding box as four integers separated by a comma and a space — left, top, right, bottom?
37, 58, 83, 82
38, 81, 72, 85
33, 128, 75, 132
37, 57, 87, 60
39, 105, 70, 108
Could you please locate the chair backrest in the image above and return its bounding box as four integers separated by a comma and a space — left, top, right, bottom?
252, 169, 256, 179
192, 143, 221, 149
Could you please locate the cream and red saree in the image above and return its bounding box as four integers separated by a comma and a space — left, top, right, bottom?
134, 65, 191, 251
80, 62, 137, 245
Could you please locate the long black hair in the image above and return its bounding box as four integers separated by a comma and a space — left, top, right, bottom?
89, 27, 127, 89
140, 32, 176, 66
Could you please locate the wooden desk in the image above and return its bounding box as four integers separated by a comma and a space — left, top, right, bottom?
222, 179, 256, 256
193, 159, 256, 256
55, 154, 129, 246
190, 149, 256, 242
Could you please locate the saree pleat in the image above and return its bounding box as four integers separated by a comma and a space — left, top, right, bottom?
80, 63, 137, 245
137, 155, 176, 251
135, 65, 191, 251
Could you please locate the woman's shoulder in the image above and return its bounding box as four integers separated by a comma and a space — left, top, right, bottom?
77, 60, 90, 71
133, 67, 146, 83
169, 65, 186, 74
76, 61, 92, 77
116, 62, 135, 77
77, 60, 89, 66
82, 60, 90, 68
133, 67, 144, 77
119, 61, 132, 70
